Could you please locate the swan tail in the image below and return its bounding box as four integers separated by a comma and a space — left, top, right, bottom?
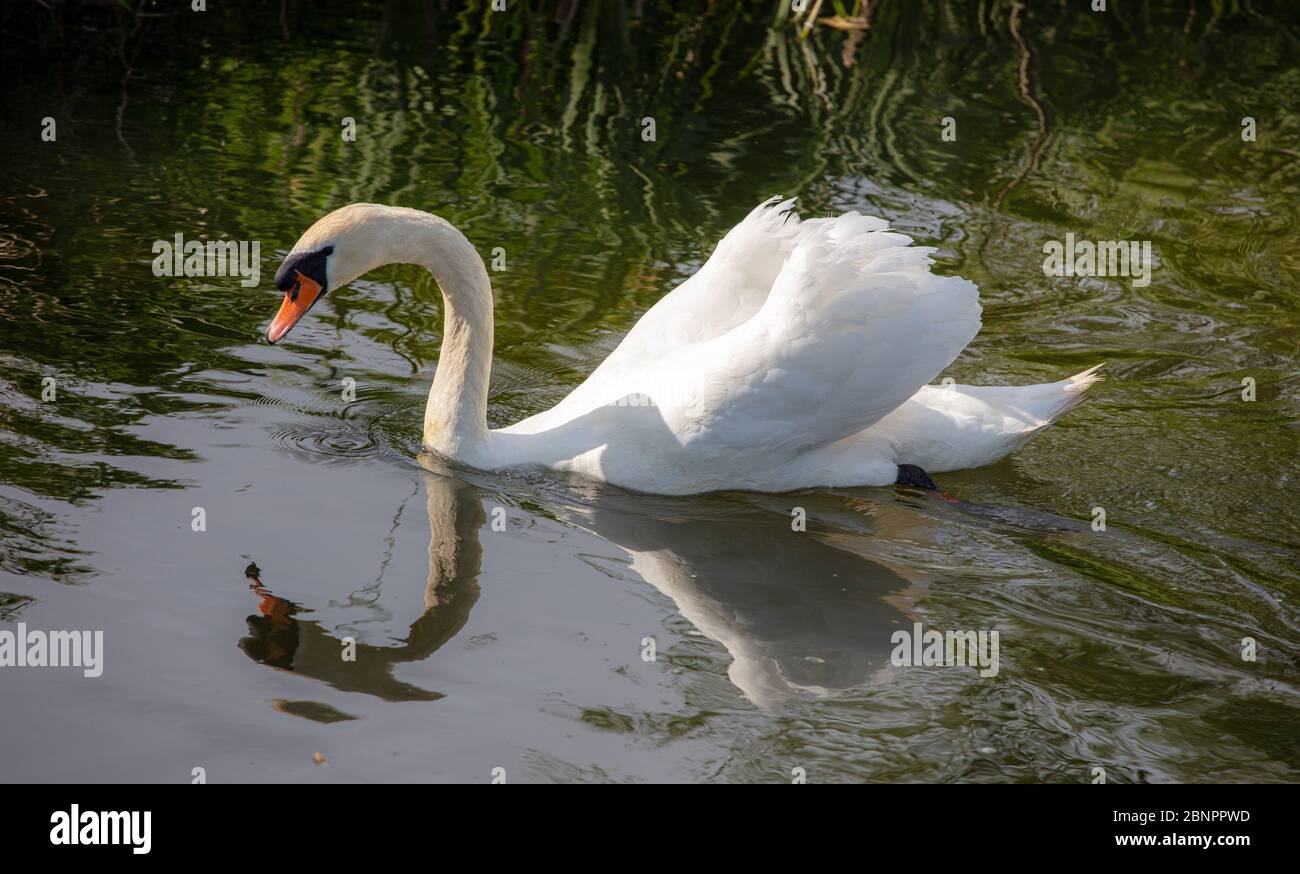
969, 363, 1105, 460
873, 365, 1103, 474
1042, 363, 1105, 424
952, 364, 1103, 429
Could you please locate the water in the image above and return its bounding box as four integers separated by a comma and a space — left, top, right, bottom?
1, 0, 1298, 783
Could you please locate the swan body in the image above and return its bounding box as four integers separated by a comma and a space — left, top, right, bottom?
267, 200, 1099, 495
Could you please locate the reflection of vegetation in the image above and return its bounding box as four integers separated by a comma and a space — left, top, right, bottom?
0, 591, 37, 621
0, 491, 91, 581
5, 1, 1296, 361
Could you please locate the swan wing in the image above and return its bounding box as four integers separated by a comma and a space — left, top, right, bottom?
656, 214, 982, 457
608, 196, 808, 354
508, 199, 814, 433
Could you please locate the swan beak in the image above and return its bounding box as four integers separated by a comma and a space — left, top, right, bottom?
266, 272, 323, 344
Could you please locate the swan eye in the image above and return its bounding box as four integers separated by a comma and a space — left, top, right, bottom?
274, 247, 331, 293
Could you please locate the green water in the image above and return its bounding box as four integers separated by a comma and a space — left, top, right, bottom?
1, 0, 1298, 782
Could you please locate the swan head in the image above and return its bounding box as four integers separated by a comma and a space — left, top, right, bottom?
265, 203, 395, 343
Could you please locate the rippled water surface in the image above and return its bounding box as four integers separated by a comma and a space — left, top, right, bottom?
2, 1, 1298, 783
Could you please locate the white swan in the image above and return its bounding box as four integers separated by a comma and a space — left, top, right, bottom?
265, 199, 1100, 495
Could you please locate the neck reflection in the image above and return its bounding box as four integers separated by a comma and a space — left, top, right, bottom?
238, 469, 483, 704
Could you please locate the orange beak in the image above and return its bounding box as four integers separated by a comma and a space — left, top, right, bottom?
266, 271, 323, 344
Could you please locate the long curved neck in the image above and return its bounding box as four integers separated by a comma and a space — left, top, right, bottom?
379, 211, 493, 458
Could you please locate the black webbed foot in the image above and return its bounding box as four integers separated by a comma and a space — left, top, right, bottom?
895, 464, 940, 491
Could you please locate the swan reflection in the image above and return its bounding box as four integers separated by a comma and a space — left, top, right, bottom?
240, 459, 924, 710
547, 484, 920, 709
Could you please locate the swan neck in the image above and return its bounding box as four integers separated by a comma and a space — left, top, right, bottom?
406, 217, 492, 457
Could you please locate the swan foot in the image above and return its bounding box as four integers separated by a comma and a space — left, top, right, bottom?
895, 464, 939, 490
895, 464, 962, 504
